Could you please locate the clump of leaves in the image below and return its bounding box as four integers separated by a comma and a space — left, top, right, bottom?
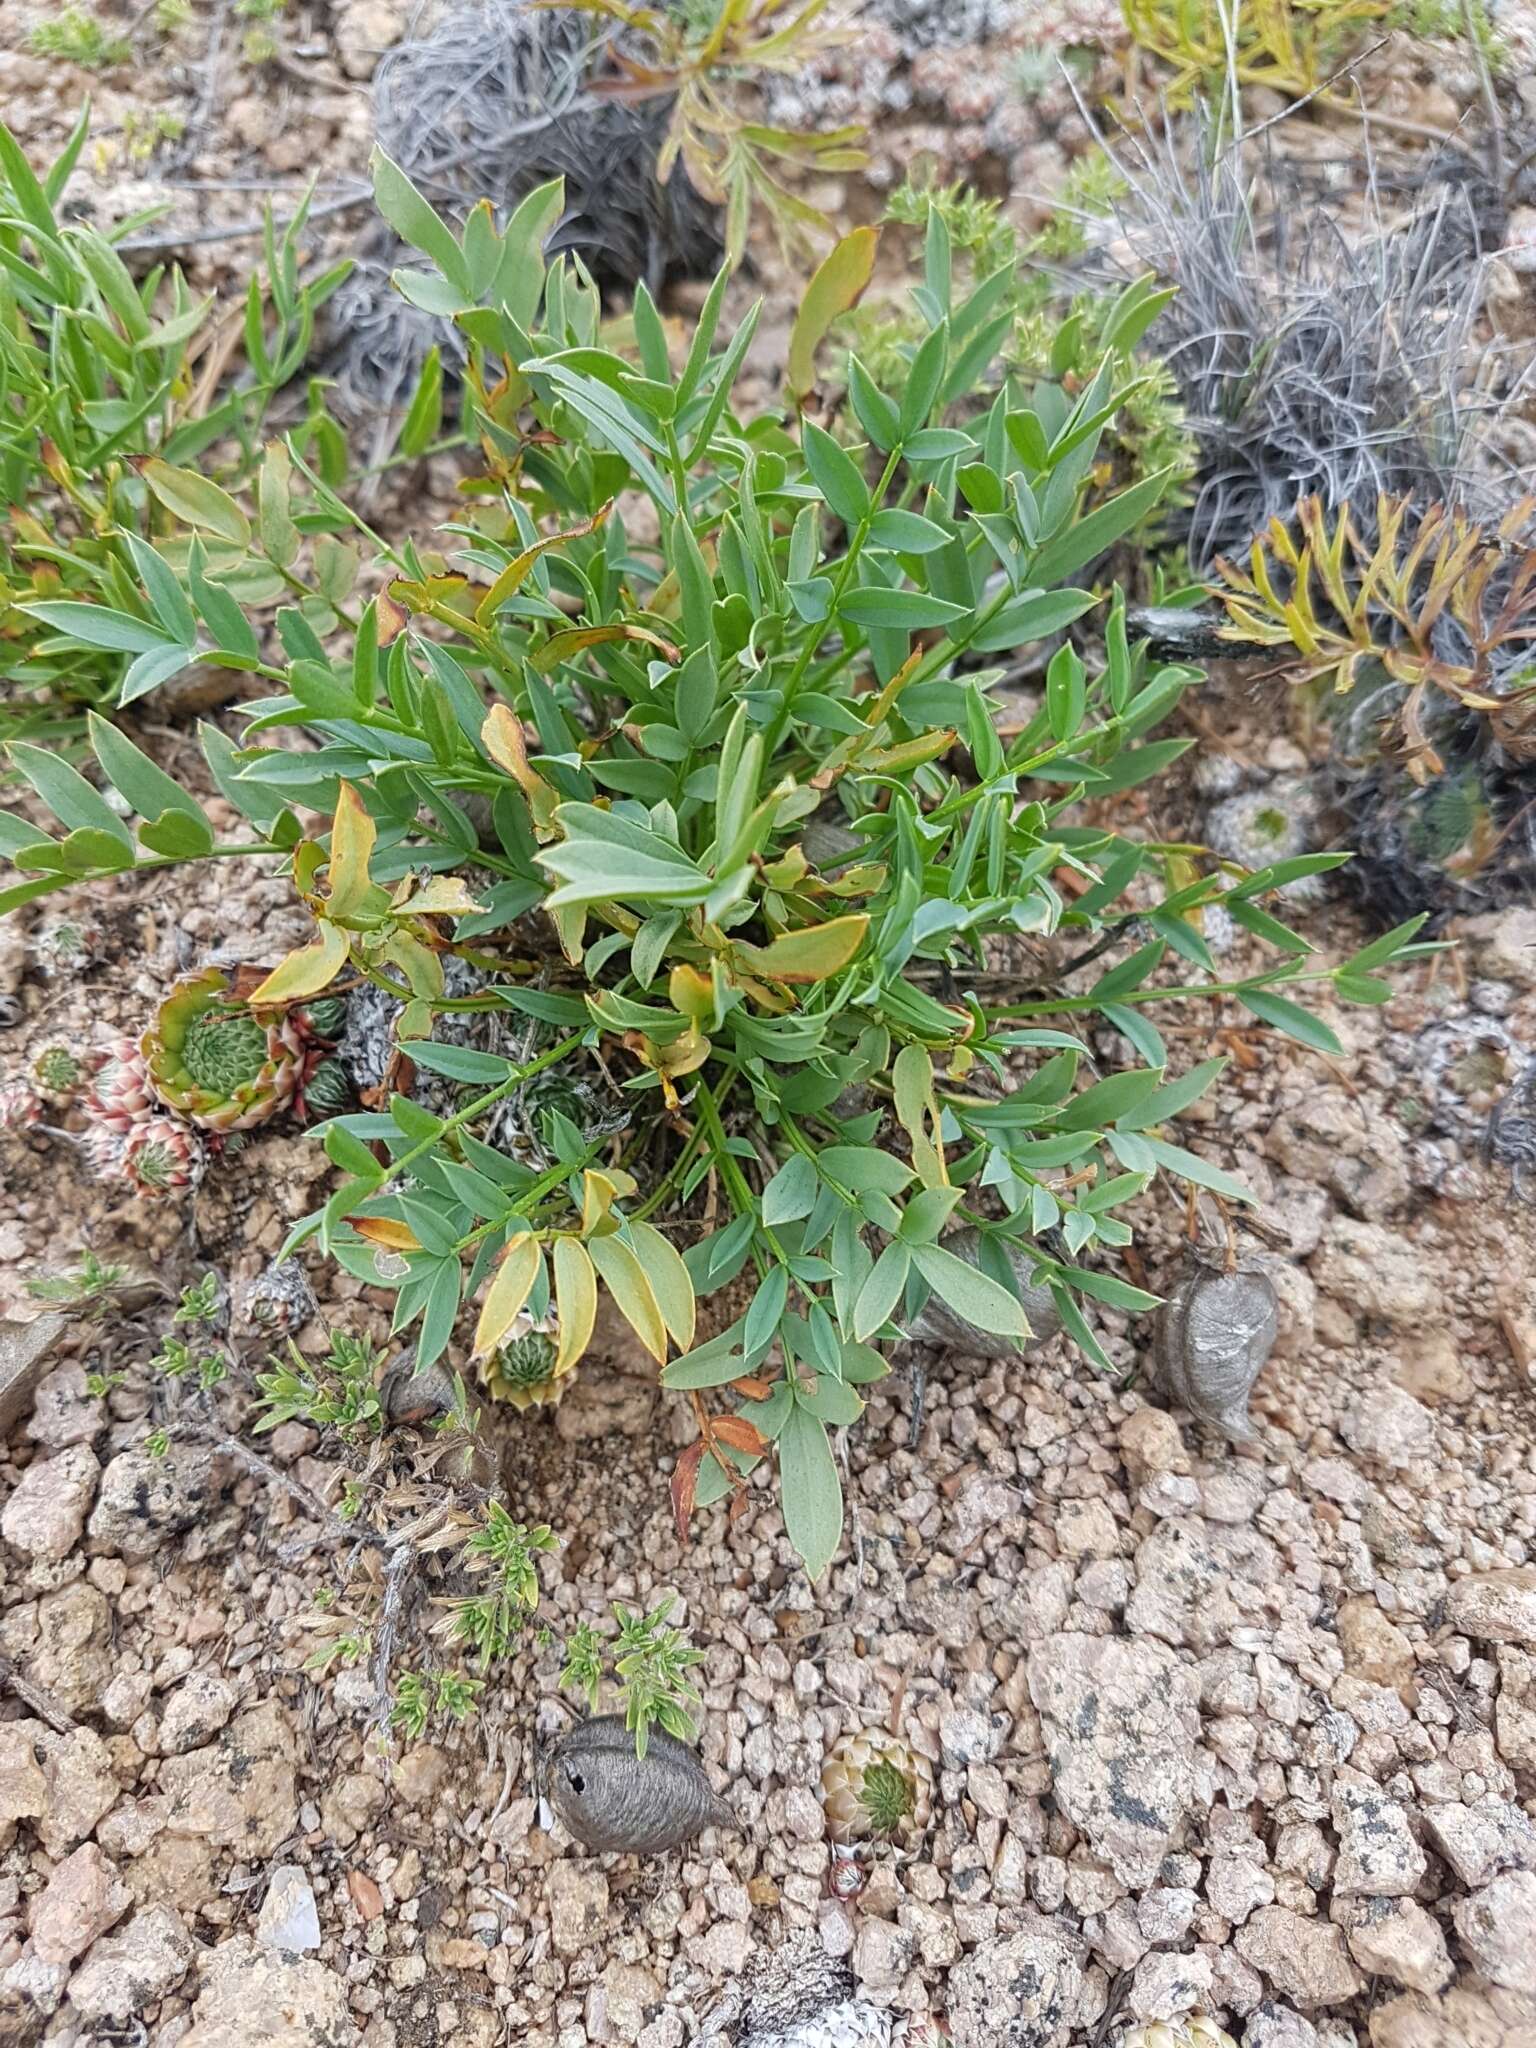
390, 1667, 484, 1738
28, 7, 131, 66
253, 1331, 388, 1439
1215, 493, 1536, 783
832, 173, 1196, 566
1120, 0, 1388, 106
562, 1596, 705, 1754
2, 149, 1434, 1576
0, 114, 349, 754
25, 1248, 129, 1313
546, 0, 867, 262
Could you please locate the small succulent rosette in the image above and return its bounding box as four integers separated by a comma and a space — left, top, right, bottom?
1119, 2020, 1238, 2048
820, 1729, 934, 1849
480, 1315, 575, 1411
85, 1036, 157, 1133
142, 967, 304, 1132
121, 1115, 205, 1197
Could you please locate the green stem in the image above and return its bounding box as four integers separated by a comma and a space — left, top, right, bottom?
364, 1030, 586, 1204
985, 963, 1340, 1019
766, 444, 904, 755
693, 1075, 782, 1273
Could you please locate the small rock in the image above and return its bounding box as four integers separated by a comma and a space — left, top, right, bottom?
1340, 1897, 1452, 1996
256, 1865, 321, 1953
179, 1934, 358, 2047
1453, 1869, 1536, 1994
1421, 1793, 1536, 1886
1330, 1779, 1425, 1897
1119, 1407, 1190, 1482
393, 1744, 451, 1805
0, 1720, 48, 1838
1267, 1092, 1408, 1220
156, 1701, 298, 1859
158, 1671, 237, 1756
1234, 1906, 1364, 2008
1, 1443, 100, 1558
1448, 1569, 1536, 1648
1206, 1854, 1275, 1926
939, 1705, 1008, 1768
946, 1921, 1083, 2048
1340, 1387, 1434, 1469
87, 1444, 212, 1562
1496, 1646, 1536, 1772
321, 1772, 388, 1849
1393, 1332, 1472, 1407
28, 1363, 100, 1449
28, 1844, 129, 1966
36, 1726, 119, 1859
547, 1862, 610, 1957
1243, 2007, 1320, 2048
1311, 1221, 1435, 1325
1027, 1633, 1201, 1887
1335, 1597, 1416, 1691
1129, 1946, 1212, 2020
69, 1906, 194, 2023
25, 1581, 113, 1716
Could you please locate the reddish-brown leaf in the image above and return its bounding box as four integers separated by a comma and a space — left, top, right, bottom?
347, 1870, 384, 1922
670, 1439, 705, 1546
712, 1415, 767, 1457
731, 1375, 773, 1401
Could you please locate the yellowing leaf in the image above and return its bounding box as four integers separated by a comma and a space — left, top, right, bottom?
629, 1220, 696, 1352
552, 1236, 598, 1375
326, 784, 377, 922
392, 875, 487, 919
581, 1169, 624, 1238
734, 913, 869, 984
668, 963, 714, 1022
531, 623, 681, 672
788, 225, 878, 404
474, 502, 613, 627
247, 921, 350, 1005
588, 1232, 668, 1364
472, 1232, 543, 1358
892, 1042, 949, 1190
351, 1217, 421, 1252
142, 459, 251, 547
482, 703, 558, 834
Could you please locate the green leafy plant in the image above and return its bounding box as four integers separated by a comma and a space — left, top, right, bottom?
545, 0, 867, 262
253, 1331, 388, 1438
27, 7, 131, 66
1120, 0, 1389, 105
2, 150, 1434, 1577
562, 1595, 705, 1755
0, 115, 350, 753
838, 176, 1196, 566
25, 1249, 129, 1313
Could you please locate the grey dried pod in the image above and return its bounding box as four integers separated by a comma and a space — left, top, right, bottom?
702, 1929, 925, 2047
1151, 1259, 1278, 1441
544, 1715, 737, 1856
903, 1227, 1062, 1357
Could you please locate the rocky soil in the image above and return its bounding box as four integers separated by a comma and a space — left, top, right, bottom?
4, 2, 1536, 2045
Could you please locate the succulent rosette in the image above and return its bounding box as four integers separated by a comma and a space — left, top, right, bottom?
0, 1077, 43, 1134
481, 1321, 575, 1412
1121, 2023, 1238, 2048
820, 1730, 934, 1848
85, 1037, 156, 1133
121, 1115, 204, 1197
142, 968, 303, 1133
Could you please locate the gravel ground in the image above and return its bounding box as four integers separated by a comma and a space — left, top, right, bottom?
4, 3, 1536, 2045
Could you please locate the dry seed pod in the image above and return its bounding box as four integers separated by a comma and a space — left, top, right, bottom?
1151, 1260, 1277, 1441
545, 1715, 737, 1855
1119, 2019, 1238, 2048
820, 1730, 934, 1848
902, 1227, 1062, 1358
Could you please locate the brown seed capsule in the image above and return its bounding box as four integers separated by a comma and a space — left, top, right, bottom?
544, 1715, 737, 1855
1151, 1259, 1278, 1441
820, 1730, 934, 1848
